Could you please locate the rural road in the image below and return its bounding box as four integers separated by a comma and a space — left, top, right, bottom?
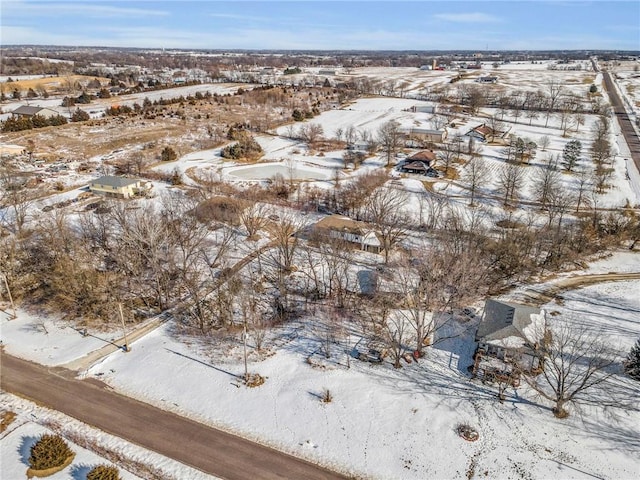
602, 70, 640, 177
0, 353, 350, 480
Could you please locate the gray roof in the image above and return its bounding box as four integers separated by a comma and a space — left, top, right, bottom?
90, 175, 140, 188
12, 105, 48, 116
476, 299, 541, 343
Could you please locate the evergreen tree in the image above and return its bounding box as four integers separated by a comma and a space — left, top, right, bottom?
624, 338, 640, 380
160, 146, 177, 162
71, 108, 90, 122
87, 464, 121, 480
28, 434, 73, 470
562, 140, 582, 171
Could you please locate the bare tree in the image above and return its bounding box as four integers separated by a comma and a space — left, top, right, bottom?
497, 163, 526, 206
531, 158, 561, 210
463, 157, 490, 206
299, 123, 324, 144
431, 114, 447, 130
525, 318, 617, 418
436, 142, 457, 176
360, 294, 408, 369
545, 79, 564, 127
365, 186, 409, 263
240, 201, 269, 239
344, 125, 358, 149
539, 135, 550, 152
318, 235, 354, 308
0, 168, 36, 235
377, 120, 402, 167
525, 108, 539, 126
574, 167, 592, 212
266, 212, 306, 275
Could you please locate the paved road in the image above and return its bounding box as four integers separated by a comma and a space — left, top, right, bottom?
602, 70, 640, 176
1, 353, 350, 480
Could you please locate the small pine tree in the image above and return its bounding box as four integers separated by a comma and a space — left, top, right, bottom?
28, 434, 74, 470
160, 146, 177, 162
87, 464, 121, 480
71, 108, 90, 122
624, 338, 640, 380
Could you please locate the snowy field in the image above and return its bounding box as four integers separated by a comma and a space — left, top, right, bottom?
2, 249, 639, 479
0, 82, 247, 121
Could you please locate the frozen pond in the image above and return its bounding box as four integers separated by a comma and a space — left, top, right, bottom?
226, 163, 333, 181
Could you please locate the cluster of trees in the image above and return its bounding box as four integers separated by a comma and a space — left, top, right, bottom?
502, 135, 538, 164
292, 107, 320, 121
221, 132, 263, 161
1, 113, 68, 132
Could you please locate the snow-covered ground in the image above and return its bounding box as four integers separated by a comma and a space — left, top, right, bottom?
1, 421, 141, 480
0, 309, 124, 366
0, 82, 248, 121
2, 248, 639, 479
0, 394, 214, 480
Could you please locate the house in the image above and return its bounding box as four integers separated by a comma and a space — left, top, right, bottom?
410, 104, 438, 114
465, 123, 510, 143
313, 215, 383, 254
398, 150, 436, 175
407, 150, 436, 164
400, 127, 447, 145
400, 161, 431, 175
472, 299, 546, 386
11, 105, 60, 119
88, 175, 149, 199
476, 75, 498, 83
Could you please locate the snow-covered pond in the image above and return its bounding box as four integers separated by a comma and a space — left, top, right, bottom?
225, 163, 333, 181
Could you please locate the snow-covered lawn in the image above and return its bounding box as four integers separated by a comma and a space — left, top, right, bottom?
0, 421, 141, 480
80, 275, 640, 480
0, 309, 124, 366
2, 249, 639, 479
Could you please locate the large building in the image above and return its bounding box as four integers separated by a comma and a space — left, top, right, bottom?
88, 175, 148, 199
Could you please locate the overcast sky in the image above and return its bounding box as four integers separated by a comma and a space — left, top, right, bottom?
2, 0, 639, 51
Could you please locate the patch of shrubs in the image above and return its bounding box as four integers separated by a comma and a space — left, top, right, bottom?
1, 114, 68, 132
221, 133, 263, 161
28, 434, 74, 470
87, 464, 121, 480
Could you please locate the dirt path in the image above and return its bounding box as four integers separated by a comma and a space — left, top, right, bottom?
0, 353, 350, 480
516, 272, 640, 306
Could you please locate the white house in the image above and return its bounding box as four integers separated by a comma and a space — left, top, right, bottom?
314, 215, 383, 254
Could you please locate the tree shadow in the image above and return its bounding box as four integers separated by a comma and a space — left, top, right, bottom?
165, 348, 239, 379
69, 463, 93, 480
17, 435, 39, 466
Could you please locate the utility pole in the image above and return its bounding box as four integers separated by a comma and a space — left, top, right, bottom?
242, 320, 248, 382
118, 303, 130, 352
2, 273, 17, 320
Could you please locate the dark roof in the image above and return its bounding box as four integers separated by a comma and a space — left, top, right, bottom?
408, 150, 436, 162
90, 175, 140, 188
476, 299, 541, 343
314, 214, 369, 236
12, 105, 47, 116
402, 161, 430, 171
